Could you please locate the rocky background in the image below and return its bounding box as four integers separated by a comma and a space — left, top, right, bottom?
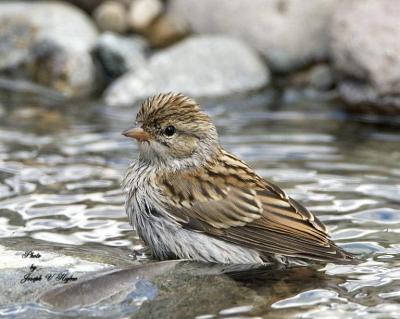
0, 0, 399, 114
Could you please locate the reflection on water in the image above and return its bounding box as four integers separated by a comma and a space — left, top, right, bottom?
0, 92, 400, 318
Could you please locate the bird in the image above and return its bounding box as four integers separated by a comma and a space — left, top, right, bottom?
122, 92, 355, 266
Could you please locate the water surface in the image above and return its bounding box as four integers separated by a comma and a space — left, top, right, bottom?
0, 91, 399, 318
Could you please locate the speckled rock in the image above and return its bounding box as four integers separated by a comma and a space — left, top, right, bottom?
105, 36, 270, 106
331, 0, 400, 113
0, 17, 36, 71
0, 1, 98, 98
93, 32, 147, 80
168, 0, 338, 73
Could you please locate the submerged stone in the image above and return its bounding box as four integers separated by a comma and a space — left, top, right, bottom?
0, 244, 112, 307
40, 260, 181, 310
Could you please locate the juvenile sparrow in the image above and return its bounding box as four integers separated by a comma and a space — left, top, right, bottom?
122, 93, 355, 265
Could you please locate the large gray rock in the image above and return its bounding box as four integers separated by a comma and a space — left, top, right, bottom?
168, 0, 337, 73
105, 36, 269, 106
0, 1, 98, 98
0, 241, 271, 318
331, 0, 400, 114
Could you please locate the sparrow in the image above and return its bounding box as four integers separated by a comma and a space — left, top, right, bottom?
122, 92, 355, 265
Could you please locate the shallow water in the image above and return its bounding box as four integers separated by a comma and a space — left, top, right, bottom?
0, 91, 400, 318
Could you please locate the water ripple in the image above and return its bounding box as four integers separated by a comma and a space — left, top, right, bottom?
271, 289, 345, 309
0, 96, 399, 318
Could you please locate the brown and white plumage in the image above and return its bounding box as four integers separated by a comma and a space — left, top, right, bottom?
122, 93, 355, 265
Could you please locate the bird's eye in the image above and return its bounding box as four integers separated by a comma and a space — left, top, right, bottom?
164, 125, 176, 137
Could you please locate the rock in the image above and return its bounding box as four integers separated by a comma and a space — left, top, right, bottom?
308, 64, 335, 91
1, 239, 270, 318
93, 32, 148, 81
128, 0, 163, 31
0, 1, 98, 98
144, 13, 189, 48
40, 261, 181, 310
67, 0, 107, 13
0, 77, 66, 104
168, 0, 338, 73
283, 64, 335, 91
331, 0, 400, 113
126, 0, 188, 48
93, 0, 128, 33
338, 81, 400, 115
105, 36, 270, 106
0, 17, 36, 71
132, 264, 267, 319
0, 244, 113, 306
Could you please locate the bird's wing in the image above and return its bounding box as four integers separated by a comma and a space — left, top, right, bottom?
157, 150, 354, 264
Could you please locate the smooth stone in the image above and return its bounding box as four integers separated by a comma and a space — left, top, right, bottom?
143, 13, 189, 48
93, 0, 128, 33
39, 262, 273, 317
128, 0, 163, 31
132, 264, 311, 319
331, 0, 400, 113
0, 17, 36, 71
67, 0, 107, 13
339, 81, 400, 115
308, 64, 336, 91
0, 1, 98, 98
282, 64, 335, 91
0, 77, 66, 103
168, 0, 338, 73
0, 244, 113, 306
93, 32, 148, 80
105, 36, 270, 106
40, 260, 181, 310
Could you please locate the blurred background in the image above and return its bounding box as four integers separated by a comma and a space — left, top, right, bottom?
0, 0, 399, 112
0, 1, 400, 318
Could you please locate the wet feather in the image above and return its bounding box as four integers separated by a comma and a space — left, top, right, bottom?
123, 92, 356, 265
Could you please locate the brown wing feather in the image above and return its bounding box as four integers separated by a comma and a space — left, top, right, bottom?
157, 149, 355, 264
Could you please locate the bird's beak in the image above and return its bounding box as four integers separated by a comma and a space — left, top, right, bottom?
122, 126, 151, 142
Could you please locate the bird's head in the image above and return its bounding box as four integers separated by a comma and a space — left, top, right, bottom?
123, 93, 219, 169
